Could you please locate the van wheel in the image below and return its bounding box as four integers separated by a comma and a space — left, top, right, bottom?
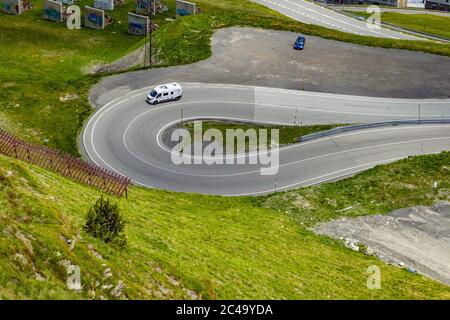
153, 100, 158, 105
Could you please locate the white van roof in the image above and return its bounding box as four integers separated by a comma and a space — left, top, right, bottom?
155, 83, 181, 92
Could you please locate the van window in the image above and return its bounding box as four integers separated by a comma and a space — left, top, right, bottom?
149, 90, 157, 97
171, 92, 174, 95
163, 93, 169, 96
157, 93, 162, 98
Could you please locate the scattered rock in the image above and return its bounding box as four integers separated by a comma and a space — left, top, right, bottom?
59, 259, 72, 268
183, 288, 199, 300
103, 268, 113, 279
34, 271, 46, 281
15, 231, 33, 255
344, 238, 360, 252
102, 284, 113, 290
407, 267, 417, 273
111, 280, 125, 298
69, 238, 76, 251
14, 253, 29, 265
88, 244, 104, 260
364, 246, 375, 256
88, 289, 96, 299
60, 234, 71, 244
167, 276, 180, 287
59, 93, 79, 102
158, 285, 172, 296
59, 260, 81, 290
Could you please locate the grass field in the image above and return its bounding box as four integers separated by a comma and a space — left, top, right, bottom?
1, 0, 450, 300
1, 153, 450, 299
180, 121, 345, 152
257, 152, 450, 226
1, 0, 450, 155
345, 11, 450, 39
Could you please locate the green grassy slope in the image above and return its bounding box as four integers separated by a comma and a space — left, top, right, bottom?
1, 0, 450, 155
257, 151, 450, 226
2, 0, 450, 300
0, 0, 144, 153
1, 153, 449, 299
180, 121, 346, 150
345, 11, 450, 39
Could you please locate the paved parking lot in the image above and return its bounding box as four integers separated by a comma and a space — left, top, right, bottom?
92, 27, 450, 108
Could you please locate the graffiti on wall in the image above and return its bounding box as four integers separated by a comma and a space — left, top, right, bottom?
136, 0, 152, 15
128, 12, 148, 36
176, 0, 196, 16
56, 0, 76, 5
85, 6, 105, 29
1, 0, 21, 15
94, 0, 114, 11
43, 0, 63, 22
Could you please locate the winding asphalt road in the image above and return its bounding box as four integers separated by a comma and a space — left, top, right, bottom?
82, 83, 450, 195
252, 0, 419, 39
331, 6, 450, 17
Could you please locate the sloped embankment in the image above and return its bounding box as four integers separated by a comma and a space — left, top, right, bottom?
314, 202, 450, 286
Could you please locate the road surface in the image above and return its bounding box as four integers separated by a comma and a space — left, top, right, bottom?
331, 5, 450, 17
252, 0, 418, 39
82, 83, 450, 195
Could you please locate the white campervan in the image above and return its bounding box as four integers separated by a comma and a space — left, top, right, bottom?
146, 83, 182, 105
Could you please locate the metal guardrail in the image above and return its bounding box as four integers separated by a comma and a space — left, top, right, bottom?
300, 118, 450, 142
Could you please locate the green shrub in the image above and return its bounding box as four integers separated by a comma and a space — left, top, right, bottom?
84, 196, 126, 248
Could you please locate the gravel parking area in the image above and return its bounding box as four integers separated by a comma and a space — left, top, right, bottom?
91, 27, 450, 107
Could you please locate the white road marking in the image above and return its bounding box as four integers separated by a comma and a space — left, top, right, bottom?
82, 83, 450, 194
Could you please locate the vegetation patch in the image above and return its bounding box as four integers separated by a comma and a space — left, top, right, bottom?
256, 151, 450, 227
84, 197, 127, 248
179, 120, 345, 152
344, 11, 450, 39
0, 153, 449, 299
1, 1, 450, 154
2, 0, 450, 300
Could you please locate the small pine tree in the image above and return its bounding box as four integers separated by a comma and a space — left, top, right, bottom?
84, 196, 126, 248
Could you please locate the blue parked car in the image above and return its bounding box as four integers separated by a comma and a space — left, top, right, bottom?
294, 36, 305, 50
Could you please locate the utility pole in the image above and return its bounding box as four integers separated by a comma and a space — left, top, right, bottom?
294, 107, 298, 126
144, 0, 158, 68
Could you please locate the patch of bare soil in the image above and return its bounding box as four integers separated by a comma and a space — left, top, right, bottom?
314, 201, 450, 285
84, 46, 145, 75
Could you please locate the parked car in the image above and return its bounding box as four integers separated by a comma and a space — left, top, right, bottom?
146, 83, 182, 105
294, 36, 305, 50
